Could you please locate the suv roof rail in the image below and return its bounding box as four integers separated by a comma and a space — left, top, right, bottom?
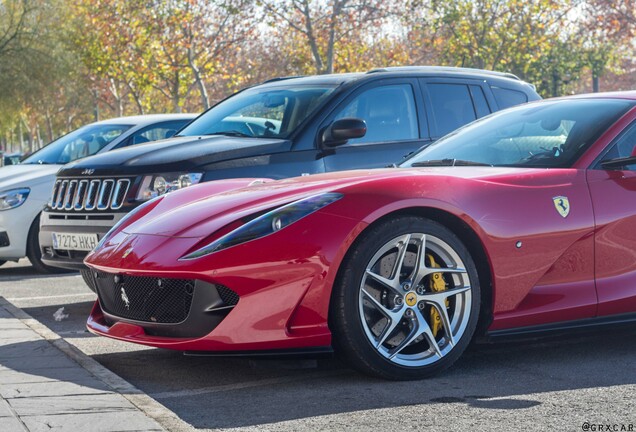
261, 75, 305, 84
366, 66, 521, 81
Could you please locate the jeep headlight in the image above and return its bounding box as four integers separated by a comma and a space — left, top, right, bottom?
180, 193, 342, 260
0, 188, 30, 210
136, 173, 203, 201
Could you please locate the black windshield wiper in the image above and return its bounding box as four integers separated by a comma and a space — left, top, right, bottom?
23, 160, 51, 165
410, 158, 493, 167
204, 130, 252, 138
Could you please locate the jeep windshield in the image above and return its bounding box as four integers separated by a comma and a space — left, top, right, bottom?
401, 99, 635, 169
178, 85, 336, 139
21, 124, 131, 165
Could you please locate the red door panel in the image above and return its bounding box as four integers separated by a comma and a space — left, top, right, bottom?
588, 168, 636, 316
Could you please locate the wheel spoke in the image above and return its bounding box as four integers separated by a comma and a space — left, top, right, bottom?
407, 234, 426, 282
392, 234, 412, 280
419, 266, 467, 279
376, 311, 404, 348
364, 233, 413, 293
361, 287, 405, 348
420, 286, 470, 346
429, 302, 455, 347
422, 285, 470, 303
360, 287, 393, 316
389, 309, 441, 359
365, 270, 399, 291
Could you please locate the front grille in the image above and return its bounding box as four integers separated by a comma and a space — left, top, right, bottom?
95, 273, 195, 324
50, 178, 131, 211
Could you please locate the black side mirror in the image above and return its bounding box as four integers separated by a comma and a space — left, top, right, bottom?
322, 118, 367, 147
601, 156, 636, 170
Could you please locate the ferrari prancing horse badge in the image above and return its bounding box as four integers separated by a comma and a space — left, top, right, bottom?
553, 196, 570, 218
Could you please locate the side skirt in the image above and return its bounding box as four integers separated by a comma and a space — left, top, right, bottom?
481, 312, 636, 343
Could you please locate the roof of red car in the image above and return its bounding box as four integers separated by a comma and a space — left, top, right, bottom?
562, 91, 636, 101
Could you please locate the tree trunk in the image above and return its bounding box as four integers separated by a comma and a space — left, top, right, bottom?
93, 89, 100, 122
36, 124, 42, 150
326, 0, 348, 74
592, 73, 599, 93
552, 71, 560, 97
173, 70, 182, 113
45, 109, 54, 143
19, 121, 24, 152
108, 79, 124, 117
300, 0, 325, 74
21, 118, 33, 154
188, 47, 209, 110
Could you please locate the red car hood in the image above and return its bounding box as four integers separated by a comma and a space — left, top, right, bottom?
122, 167, 555, 239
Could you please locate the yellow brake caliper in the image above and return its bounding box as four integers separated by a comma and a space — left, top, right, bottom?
427, 254, 448, 337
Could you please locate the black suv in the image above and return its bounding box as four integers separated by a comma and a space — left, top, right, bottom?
40, 66, 540, 274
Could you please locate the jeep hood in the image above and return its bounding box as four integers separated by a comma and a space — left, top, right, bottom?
58, 135, 292, 176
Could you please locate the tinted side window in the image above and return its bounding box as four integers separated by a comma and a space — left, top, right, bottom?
335, 84, 419, 144
427, 84, 477, 137
121, 120, 189, 148
600, 122, 636, 170
469, 85, 491, 118
491, 87, 528, 109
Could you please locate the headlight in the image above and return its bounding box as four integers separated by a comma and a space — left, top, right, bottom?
136, 173, 203, 201
0, 188, 30, 211
180, 192, 342, 260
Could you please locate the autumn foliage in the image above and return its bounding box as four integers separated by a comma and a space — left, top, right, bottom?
0, 0, 634, 153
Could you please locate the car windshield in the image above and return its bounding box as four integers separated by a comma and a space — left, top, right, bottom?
401, 99, 635, 169
178, 84, 336, 139
22, 124, 131, 165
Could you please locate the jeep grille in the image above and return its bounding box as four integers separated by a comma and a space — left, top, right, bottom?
50, 178, 132, 211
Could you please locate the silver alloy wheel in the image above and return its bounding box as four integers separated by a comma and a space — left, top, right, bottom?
358, 233, 472, 367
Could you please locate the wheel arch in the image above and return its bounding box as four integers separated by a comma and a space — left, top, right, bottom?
25, 210, 42, 256
328, 206, 494, 337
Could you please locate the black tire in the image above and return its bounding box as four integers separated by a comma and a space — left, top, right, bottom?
80, 269, 97, 293
329, 215, 481, 380
26, 214, 75, 274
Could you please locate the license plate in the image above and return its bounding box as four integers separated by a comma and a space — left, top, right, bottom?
52, 232, 99, 251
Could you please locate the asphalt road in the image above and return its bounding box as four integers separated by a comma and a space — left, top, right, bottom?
1, 259, 635, 432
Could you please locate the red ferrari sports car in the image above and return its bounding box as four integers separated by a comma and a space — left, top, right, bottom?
85, 92, 636, 380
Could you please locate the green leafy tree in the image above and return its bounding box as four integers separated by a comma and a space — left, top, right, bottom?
430, 1, 578, 94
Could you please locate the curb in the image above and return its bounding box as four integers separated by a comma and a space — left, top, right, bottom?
0, 296, 193, 432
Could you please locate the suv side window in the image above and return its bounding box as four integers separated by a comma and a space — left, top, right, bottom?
334, 84, 419, 144
491, 86, 528, 109
599, 121, 636, 170
118, 121, 187, 148
427, 83, 479, 137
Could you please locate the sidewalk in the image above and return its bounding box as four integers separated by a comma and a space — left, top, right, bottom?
0, 298, 164, 432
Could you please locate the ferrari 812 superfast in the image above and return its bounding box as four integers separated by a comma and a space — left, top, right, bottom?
84, 92, 636, 379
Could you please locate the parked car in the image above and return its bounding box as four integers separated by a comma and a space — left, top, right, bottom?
41, 66, 540, 279
0, 114, 196, 272
84, 92, 636, 379
1, 152, 23, 166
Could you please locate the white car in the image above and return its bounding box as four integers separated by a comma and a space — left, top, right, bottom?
0, 114, 196, 272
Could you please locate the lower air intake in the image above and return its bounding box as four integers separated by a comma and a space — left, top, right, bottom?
95, 272, 196, 324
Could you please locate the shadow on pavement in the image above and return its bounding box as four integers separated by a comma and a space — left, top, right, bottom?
0, 339, 110, 393
21, 301, 95, 338
0, 264, 77, 282
90, 328, 636, 429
